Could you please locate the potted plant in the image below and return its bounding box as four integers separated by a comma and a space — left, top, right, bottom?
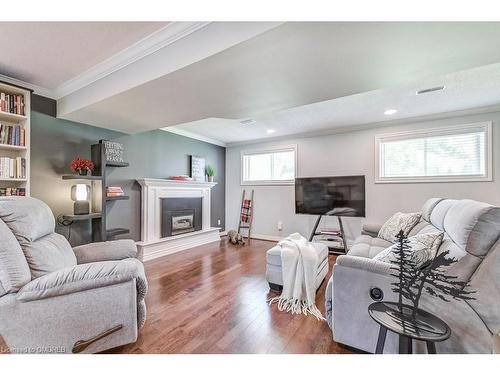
70, 157, 94, 176
206, 165, 215, 182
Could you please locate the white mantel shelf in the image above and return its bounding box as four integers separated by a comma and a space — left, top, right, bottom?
136, 178, 220, 262
137, 178, 217, 189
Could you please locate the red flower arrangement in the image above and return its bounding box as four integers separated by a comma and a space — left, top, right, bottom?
70, 157, 94, 176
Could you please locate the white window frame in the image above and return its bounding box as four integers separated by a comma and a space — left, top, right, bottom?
240, 144, 297, 186
375, 122, 493, 184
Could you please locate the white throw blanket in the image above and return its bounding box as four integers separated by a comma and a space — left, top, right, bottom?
268, 233, 325, 320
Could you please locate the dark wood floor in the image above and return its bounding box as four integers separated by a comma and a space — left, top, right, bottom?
107, 238, 354, 354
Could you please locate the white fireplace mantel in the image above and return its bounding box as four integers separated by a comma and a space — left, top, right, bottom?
136, 178, 220, 261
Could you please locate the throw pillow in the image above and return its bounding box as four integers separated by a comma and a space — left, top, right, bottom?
378, 212, 422, 243
373, 231, 445, 268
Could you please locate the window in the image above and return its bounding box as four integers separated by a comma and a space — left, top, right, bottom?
375, 122, 492, 183
241, 145, 296, 185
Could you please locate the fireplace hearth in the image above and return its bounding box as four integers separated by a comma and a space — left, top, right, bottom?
161, 197, 202, 237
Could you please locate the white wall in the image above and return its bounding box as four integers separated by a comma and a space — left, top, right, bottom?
225, 112, 500, 242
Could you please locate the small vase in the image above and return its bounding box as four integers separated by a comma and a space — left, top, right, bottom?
78, 169, 88, 176
208, 176, 214, 182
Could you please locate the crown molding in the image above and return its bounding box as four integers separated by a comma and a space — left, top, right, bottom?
0, 74, 56, 99
161, 126, 227, 147
53, 22, 211, 99
0, 22, 212, 101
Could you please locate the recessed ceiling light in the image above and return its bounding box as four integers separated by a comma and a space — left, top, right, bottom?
384, 109, 398, 115
267, 129, 275, 134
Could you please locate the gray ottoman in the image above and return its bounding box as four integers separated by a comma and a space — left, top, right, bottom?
265, 242, 329, 291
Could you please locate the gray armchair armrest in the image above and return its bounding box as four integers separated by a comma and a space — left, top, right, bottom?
73, 239, 138, 264
336, 254, 391, 275
17, 258, 146, 302
361, 223, 383, 237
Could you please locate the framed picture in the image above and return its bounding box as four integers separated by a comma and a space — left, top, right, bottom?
190, 155, 206, 181
100, 140, 126, 163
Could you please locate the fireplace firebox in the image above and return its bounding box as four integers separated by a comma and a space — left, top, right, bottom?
161, 197, 202, 237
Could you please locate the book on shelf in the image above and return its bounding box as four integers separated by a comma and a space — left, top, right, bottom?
0, 156, 26, 179
317, 227, 342, 236
0, 124, 26, 146
0, 92, 25, 116
0, 187, 26, 196
170, 175, 193, 181
106, 186, 125, 197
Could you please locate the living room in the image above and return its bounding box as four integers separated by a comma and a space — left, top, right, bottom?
1, 1, 499, 373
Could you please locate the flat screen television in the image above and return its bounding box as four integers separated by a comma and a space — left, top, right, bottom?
295, 175, 365, 217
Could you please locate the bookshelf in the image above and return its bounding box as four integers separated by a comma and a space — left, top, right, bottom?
91, 142, 130, 242
0, 81, 31, 197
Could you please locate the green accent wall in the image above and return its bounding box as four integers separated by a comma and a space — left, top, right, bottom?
31, 111, 225, 246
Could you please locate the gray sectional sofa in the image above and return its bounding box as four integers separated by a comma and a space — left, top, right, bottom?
0, 197, 147, 353
326, 198, 500, 354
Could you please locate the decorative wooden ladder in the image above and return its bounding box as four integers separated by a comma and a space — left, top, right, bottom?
237, 190, 254, 242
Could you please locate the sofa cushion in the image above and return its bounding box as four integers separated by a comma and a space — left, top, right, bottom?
0, 218, 31, 295
421, 198, 445, 222
443, 200, 500, 257
467, 240, 500, 335
373, 231, 444, 268
266, 241, 328, 267
348, 235, 391, 258
0, 197, 55, 244
429, 199, 457, 230
378, 212, 421, 243
24, 233, 77, 279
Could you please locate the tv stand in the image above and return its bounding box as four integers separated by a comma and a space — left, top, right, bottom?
309, 214, 347, 254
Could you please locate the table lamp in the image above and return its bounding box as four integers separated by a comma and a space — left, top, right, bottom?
71, 184, 90, 215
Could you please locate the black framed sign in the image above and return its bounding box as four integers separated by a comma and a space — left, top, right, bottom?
100, 140, 126, 163
190, 155, 206, 181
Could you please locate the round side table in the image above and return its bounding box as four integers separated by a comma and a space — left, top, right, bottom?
368, 301, 451, 354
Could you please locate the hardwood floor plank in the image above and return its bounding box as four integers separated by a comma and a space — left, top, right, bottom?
106, 239, 354, 354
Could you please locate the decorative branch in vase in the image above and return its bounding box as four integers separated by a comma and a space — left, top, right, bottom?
388, 230, 475, 325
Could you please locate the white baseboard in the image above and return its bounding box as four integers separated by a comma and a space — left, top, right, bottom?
219, 231, 281, 242
249, 233, 283, 242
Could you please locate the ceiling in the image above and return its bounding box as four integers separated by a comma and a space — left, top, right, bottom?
0, 22, 167, 88
168, 62, 500, 145
1, 21, 500, 145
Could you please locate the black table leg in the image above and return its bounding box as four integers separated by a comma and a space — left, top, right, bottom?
375, 326, 387, 354
426, 341, 436, 354
398, 335, 412, 354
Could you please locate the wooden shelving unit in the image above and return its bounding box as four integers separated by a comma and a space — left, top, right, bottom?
61, 213, 102, 221
91, 142, 130, 242
0, 81, 31, 196
62, 174, 103, 181
105, 195, 129, 201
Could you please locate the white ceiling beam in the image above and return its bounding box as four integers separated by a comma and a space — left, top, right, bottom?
57, 21, 283, 119
161, 127, 227, 147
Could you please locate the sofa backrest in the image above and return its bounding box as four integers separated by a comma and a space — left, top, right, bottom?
416, 198, 500, 282
419, 198, 500, 335
0, 218, 31, 296
0, 197, 77, 279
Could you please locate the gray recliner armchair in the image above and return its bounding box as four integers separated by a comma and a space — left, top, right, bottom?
326, 198, 500, 354
0, 196, 147, 354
